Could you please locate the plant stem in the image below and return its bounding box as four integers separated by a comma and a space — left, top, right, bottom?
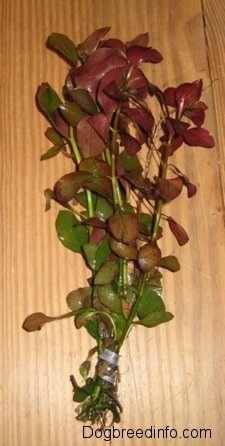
151, 147, 169, 241
69, 126, 94, 221
116, 272, 148, 351
69, 126, 81, 164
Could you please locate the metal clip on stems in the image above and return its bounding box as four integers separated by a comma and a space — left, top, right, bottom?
96, 349, 119, 385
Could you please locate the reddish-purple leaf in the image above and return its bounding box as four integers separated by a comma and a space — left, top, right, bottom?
126, 46, 163, 65
54, 171, 91, 203
155, 177, 183, 202
126, 67, 149, 98
183, 178, 197, 198
53, 109, 69, 137
97, 66, 128, 114
87, 113, 109, 142
183, 107, 205, 127
175, 79, 203, 112
102, 38, 126, 54
85, 176, 113, 200
157, 255, 180, 272
167, 218, 189, 246
170, 135, 184, 152
84, 217, 106, 229
76, 116, 107, 157
79, 157, 111, 176
77, 27, 111, 59
75, 48, 127, 99
120, 133, 142, 154
126, 33, 149, 48
89, 227, 106, 244
164, 87, 176, 107
122, 106, 154, 136
103, 80, 128, 101
183, 127, 215, 148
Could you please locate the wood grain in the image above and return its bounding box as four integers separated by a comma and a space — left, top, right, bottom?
1, 1, 224, 445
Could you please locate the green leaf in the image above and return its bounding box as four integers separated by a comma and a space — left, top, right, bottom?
137, 285, 165, 319
59, 102, 86, 126
83, 237, 110, 271
97, 284, 122, 313
157, 255, 180, 272
36, 83, 61, 123
66, 287, 91, 310
138, 213, 154, 236
79, 360, 91, 381
47, 33, 78, 65
56, 210, 88, 253
68, 88, 98, 114
113, 313, 127, 338
137, 311, 174, 328
41, 144, 63, 160
94, 260, 119, 285
119, 150, 143, 172
72, 379, 96, 402
95, 196, 113, 220
45, 127, 64, 145
83, 318, 99, 340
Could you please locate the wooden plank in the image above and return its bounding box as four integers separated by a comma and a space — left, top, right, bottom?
0, 0, 224, 445
202, 0, 225, 215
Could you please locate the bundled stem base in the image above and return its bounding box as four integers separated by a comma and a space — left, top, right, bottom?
71, 349, 121, 426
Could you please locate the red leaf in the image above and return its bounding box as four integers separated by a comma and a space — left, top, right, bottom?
89, 227, 106, 244
155, 177, 183, 202
183, 106, 205, 126
88, 113, 109, 142
122, 106, 154, 136
120, 133, 142, 154
178, 172, 197, 198
126, 33, 149, 48
76, 116, 107, 157
167, 218, 189, 246
103, 80, 128, 101
75, 47, 127, 99
164, 87, 176, 107
54, 171, 91, 203
97, 66, 128, 114
183, 127, 215, 148
175, 79, 203, 112
126, 46, 163, 65
77, 27, 111, 59
126, 67, 149, 98
102, 38, 126, 54
53, 110, 69, 137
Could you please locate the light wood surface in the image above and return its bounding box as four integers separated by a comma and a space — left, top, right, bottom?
1, 1, 224, 445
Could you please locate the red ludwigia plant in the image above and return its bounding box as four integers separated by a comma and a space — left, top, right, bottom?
22, 27, 214, 428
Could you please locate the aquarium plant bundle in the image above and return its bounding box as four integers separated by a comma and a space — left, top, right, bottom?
23, 27, 214, 427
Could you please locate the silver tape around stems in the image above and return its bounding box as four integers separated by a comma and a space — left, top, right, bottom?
98, 349, 119, 366
101, 373, 117, 385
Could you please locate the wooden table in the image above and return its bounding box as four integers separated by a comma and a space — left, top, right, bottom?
1, 1, 224, 444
